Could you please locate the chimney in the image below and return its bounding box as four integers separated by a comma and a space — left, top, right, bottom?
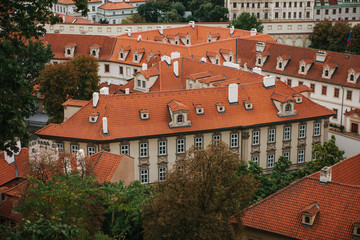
263, 76, 275, 88
142, 63, 147, 70
125, 88, 130, 94
230, 25, 235, 35
107, 79, 111, 86
228, 84, 238, 104
256, 42, 265, 52
125, 28, 131, 37
102, 117, 109, 135
161, 55, 171, 65
62, 16, 65, 23
316, 51, 327, 63
93, 92, 99, 108
158, 26, 163, 35
171, 52, 180, 59
100, 86, 109, 95
319, 166, 332, 184
252, 67, 262, 75
189, 21, 195, 29
137, 35, 142, 42
173, 61, 179, 77
250, 28, 257, 36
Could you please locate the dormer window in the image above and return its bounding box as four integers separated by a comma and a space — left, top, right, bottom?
177, 114, 183, 123
256, 52, 269, 67
271, 92, 297, 118
285, 103, 292, 112
92, 50, 96, 56
216, 57, 219, 65
65, 42, 76, 57
350, 74, 354, 81
168, 100, 191, 128
278, 61, 282, 69
89, 112, 99, 123
186, 39, 190, 45
354, 223, 360, 238
134, 54, 138, 62
67, 49, 71, 55
243, 99, 253, 110
257, 57, 262, 65
139, 109, 149, 120
175, 40, 178, 45
294, 94, 303, 103
347, 68, 359, 83
301, 65, 305, 73
216, 103, 225, 113
325, 69, 329, 77
276, 55, 290, 71
208, 38, 211, 42
120, 52, 124, 59
301, 203, 319, 227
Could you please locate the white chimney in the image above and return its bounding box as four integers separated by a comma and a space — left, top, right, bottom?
173, 61, 179, 77
137, 35, 142, 42
200, 57, 207, 63
252, 67, 262, 75
263, 76, 275, 88
223, 62, 240, 70
102, 117, 109, 135
228, 84, 238, 104
189, 21, 195, 29
125, 28, 131, 37
107, 79, 111, 86
142, 63, 147, 70
158, 26, 163, 35
93, 92, 99, 108
256, 42, 265, 52
251, 28, 257, 36
230, 25, 235, 35
171, 52, 180, 59
62, 16, 65, 23
316, 51, 327, 63
125, 88, 130, 94
320, 166, 332, 183
161, 55, 171, 65
100, 86, 109, 95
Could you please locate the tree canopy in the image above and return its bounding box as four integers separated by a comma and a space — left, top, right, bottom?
0, 0, 88, 153
142, 142, 258, 240
231, 12, 264, 33
37, 55, 100, 123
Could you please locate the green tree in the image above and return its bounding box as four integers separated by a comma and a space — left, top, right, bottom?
160, 9, 184, 23
309, 19, 333, 50
122, 14, 147, 24
171, 2, 186, 17
137, 0, 171, 23
193, 3, 228, 22
349, 24, 360, 54
328, 21, 351, 52
37, 55, 99, 123
142, 142, 258, 240
231, 12, 264, 33
0, 0, 88, 153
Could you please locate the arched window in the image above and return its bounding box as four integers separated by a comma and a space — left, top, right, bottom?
278, 61, 282, 69
325, 69, 329, 77
350, 74, 354, 81
301, 66, 305, 72
67, 49, 71, 55
208, 38, 211, 42
285, 103, 291, 112
258, 58, 261, 65
120, 52, 123, 59
92, 50, 96, 56
134, 54, 138, 61
177, 114, 183, 124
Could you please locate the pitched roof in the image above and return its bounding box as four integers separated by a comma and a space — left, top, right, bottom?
98, 2, 136, 10
57, 0, 102, 5
62, 99, 89, 107
242, 153, 360, 240
292, 85, 312, 93
237, 38, 360, 89
344, 108, 360, 117
36, 81, 333, 142
55, 13, 98, 24
271, 92, 294, 102
0, 148, 29, 187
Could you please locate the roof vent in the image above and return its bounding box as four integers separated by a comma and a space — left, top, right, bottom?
93, 92, 99, 108
263, 76, 275, 88
319, 166, 331, 184
142, 63, 147, 70
250, 28, 257, 36
216, 102, 225, 113
230, 25, 235, 35
100, 86, 109, 95
137, 35, 142, 42
102, 117, 109, 135
158, 26, 163, 35
125, 28, 131, 37
316, 51, 327, 63
228, 84, 238, 104
253, 67, 262, 75
173, 61, 179, 77
189, 21, 195, 29
171, 52, 180, 59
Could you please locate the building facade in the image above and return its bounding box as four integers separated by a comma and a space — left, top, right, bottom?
314, 0, 360, 21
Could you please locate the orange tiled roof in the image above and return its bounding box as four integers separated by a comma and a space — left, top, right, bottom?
36, 81, 333, 142
137, 67, 159, 78
198, 75, 225, 84
242, 153, 360, 240
188, 71, 211, 80
292, 85, 312, 93
62, 98, 88, 107
98, 2, 135, 10
167, 99, 189, 111
271, 92, 294, 103
301, 203, 320, 216
344, 108, 360, 117
56, 13, 97, 24
57, 0, 102, 4
212, 78, 241, 87
0, 148, 29, 187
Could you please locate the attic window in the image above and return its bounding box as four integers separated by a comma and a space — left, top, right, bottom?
134, 54, 138, 62
257, 58, 261, 65
285, 103, 292, 112
120, 52, 124, 59
175, 40, 178, 45
353, 223, 360, 237
89, 112, 99, 123
216, 58, 219, 65
208, 38, 211, 42
350, 74, 354, 81
301, 203, 319, 227
304, 216, 310, 224
244, 100, 253, 110
92, 50, 96, 56
301, 65, 305, 73
216, 103, 225, 113
177, 114, 183, 123
186, 39, 190, 45
294, 95, 303, 103
67, 49, 71, 55
195, 105, 204, 115
229, 55, 233, 62
140, 110, 149, 120
278, 61, 282, 69
324, 69, 329, 77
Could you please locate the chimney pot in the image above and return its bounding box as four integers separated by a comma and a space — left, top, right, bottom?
93, 92, 99, 108
102, 117, 109, 135
320, 166, 332, 183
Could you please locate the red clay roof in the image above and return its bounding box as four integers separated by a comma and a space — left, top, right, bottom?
271, 92, 294, 102
344, 108, 360, 117
167, 99, 189, 111
301, 203, 320, 216
57, 0, 102, 4
36, 81, 333, 142
237, 38, 360, 89
98, 2, 135, 10
292, 85, 312, 93
0, 148, 29, 187
62, 99, 88, 107
56, 13, 97, 24
188, 71, 212, 80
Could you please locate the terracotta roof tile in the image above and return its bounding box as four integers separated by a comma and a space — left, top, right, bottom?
344, 108, 360, 117
167, 99, 189, 111
271, 92, 294, 102
137, 67, 159, 78
212, 78, 241, 87
219, 48, 232, 54
188, 71, 211, 80
198, 75, 225, 84
0, 148, 29, 187
292, 85, 312, 93
301, 203, 320, 216
99, 2, 136, 10
62, 99, 88, 107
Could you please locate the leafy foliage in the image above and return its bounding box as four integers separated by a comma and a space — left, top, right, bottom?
143, 142, 258, 240
309, 19, 333, 50
37, 55, 100, 123
193, 3, 228, 22
328, 21, 351, 52
231, 12, 264, 33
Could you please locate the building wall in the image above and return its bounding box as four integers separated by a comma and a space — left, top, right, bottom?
314, 1, 360, 21
54, 117, 328, 183
238, 227, 295, 240
329, 130, 360, 158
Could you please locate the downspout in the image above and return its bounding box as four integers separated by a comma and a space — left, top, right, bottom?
181, 57, 184, 89
235, 38, 238, 64
340, 85, 345, 126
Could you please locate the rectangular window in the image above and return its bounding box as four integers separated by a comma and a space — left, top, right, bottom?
265, 2, 268, 7
275, 12, 279, 18
321, 86, 327, 95
88, 146, 96, 156
158, 141, 166, 155
300, 2, 303, 7
334, 88, 340, 98
141, 169, 148, 184
333, 108, 338, 119
339, 8, 342, 13
140, 143, 148, 157
142, 80, 146, 88
213, 134, 221, 145
119, 66, 123, 75
298, 149, 305, 163
294, 12, 296, 18
177, 139, 185, 153
287, 79, 292, 86
307, 1, 311, 7
346, 8, 349, 13
57, 143, 64, 151
294, 2, 297, 7
105, 64, 110, 73
299, 125, 306, 139
241, 2, 244, 7
333, 9, 336, 14
268, 129, 276, 143
252, 131, 260, 145
159, 167, 166, 181
195, 137, 203, 149
267, 154, 274, 168
252, 2, 255, 8
288, 12, 291, 18
252, 156, 259, 164
289, 2, 292, 7
233, 2, 237, 8
121, 144, 129, 155
275, 2, 279, 7
306, 11, 310, 18
230, 133, 238, 148
283, 12, 286, 18
325, 9, 329, 15
347, 90, 352, 101
137, 79, 141, 87
258, 2, 260, 8
71, 144, 78, 153
92, 6, 95, 12
298, 81, 303, 86
299, 12, 302, 18
310, 83, 315, 93
284, 126, 291, 141
314, 122, 321, 136
353, 7, 356, 13
283, 152, 290, 160
283, 2, 286, 7
247, 2, 249, 7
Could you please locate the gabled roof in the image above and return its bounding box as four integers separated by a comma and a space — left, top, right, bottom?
36, 81, 333, 142
0, 148, 29, 187
167, 99, 189, 111
292, 85, 312, 93
98, 2, 136, 10
344, 108, 360, 117
271, 92, 294, 102
301, 203, 320, 216
242, 153, 360, 240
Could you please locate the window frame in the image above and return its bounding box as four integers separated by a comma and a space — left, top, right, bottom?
314, 122, 321, 136
267, 154, 275, 168
140, 169, 148, 184
284, 126, 291, 141
177, 138, 185, 154
158, 140, 167, 156
230, 133, 239, 148
299, 124, 306, 139
194, 136, 203, 150
121, 144, 129, 155
159, 167, 166, 181
70, 144, 78, 153
139, 142, 148, 158
252, 130, 260, 145
87, 146, 96, 156
298, 149, 305, 163
268, 128, 276, 143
